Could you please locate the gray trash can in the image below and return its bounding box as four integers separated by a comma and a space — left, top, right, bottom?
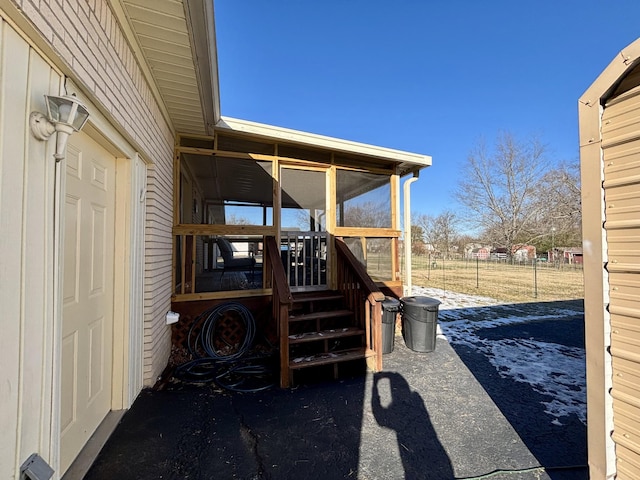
401, 296, 441, 352
381, 297, 400, 354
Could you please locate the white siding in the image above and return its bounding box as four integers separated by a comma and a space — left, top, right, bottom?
0, 0, 190, 474
0, 19, 60, 477
7, 0, 177, 386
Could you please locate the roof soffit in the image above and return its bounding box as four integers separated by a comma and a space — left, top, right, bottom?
112, 0, 220, 135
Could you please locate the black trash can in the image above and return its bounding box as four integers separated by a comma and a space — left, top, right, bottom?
401, 296, 441, 353
381, 297, 400, 354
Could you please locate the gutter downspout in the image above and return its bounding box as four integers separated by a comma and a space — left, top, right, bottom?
403, 172, 420, 297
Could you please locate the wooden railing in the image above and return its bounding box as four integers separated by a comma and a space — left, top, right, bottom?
335, 238, 385, 372
264, 236, 294, 387
281, 231, 329, 290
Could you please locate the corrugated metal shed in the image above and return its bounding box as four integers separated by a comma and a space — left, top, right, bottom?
580, 38, 640, 480
602, 79, 640, 480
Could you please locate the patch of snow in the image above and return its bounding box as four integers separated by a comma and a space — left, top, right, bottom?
411, 286, 499, 309
411, 286, 586, 425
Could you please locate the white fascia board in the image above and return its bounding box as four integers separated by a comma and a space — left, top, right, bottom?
185, 0, 222, 132
207, 1, 222, 125
217, 116, 432, 168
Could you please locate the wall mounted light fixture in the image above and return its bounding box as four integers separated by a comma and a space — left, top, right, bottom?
30, 94, 90, 162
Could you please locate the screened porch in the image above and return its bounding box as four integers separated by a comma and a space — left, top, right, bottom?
172, 128, 412, 302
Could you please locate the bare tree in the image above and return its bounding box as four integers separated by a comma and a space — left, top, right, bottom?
342, 200, 389, 228
454, 233, 480, 258
528, 161, 582, 249
226, 213, 252, 225
410, 223, 427, 255
415, 211, 459, 259
455, 132, 549, 257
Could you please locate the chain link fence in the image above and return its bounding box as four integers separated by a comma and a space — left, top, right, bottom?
409, 254, 584, 303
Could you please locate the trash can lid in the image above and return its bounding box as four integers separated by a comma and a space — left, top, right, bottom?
382, 296, 400, 306
381, 296, 400, 312
400, 296, 441, 310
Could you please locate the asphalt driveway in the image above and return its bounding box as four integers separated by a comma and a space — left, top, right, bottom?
84, 298, 587, 480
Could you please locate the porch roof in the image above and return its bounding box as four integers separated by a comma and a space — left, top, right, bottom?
217, 117, 432, 175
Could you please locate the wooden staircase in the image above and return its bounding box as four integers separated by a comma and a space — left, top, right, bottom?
265, 235, 384, 389
284, 291, 370, 385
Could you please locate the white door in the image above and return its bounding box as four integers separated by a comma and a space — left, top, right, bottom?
59, 132, 116, 473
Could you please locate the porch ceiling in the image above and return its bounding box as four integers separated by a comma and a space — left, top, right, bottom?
114, 0, 220, 135
183, 153, 327, 209
183, 153, 274, 206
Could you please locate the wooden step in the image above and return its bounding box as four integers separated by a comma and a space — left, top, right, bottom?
289, 309, 353, 323
289, 348, 366, 370
288, 327, 365, 344
292, 292, 343, 304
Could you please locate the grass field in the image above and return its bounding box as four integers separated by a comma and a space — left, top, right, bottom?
410, 257, 584, 303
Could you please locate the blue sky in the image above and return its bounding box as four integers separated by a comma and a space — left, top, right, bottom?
214, 1, 640, 217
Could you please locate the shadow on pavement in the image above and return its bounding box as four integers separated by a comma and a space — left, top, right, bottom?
372, 371, 454, 479
441, 299, 588, 480
84, 369, 454, 479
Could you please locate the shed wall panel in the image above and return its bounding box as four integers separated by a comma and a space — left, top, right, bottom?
603, 86, 640, 148
603, 85, 640, 474
614, 443, 640, 480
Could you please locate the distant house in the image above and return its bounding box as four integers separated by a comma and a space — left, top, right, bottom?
470, 247, 490, 260
424, 243, 438, 253
563, 248, 583, 264
464, 243, 482, 258
490, 247, 508, 260
513, 245, 537, 261
549, 247, 583, 264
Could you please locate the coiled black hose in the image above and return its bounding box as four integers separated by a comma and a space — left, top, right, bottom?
188, 302, 255, 361
175, 302, 274, 392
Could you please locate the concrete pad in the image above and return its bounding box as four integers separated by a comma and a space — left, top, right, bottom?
357, 338, 545, 479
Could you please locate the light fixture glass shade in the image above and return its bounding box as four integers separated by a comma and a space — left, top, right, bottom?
45, 94, 90, 131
